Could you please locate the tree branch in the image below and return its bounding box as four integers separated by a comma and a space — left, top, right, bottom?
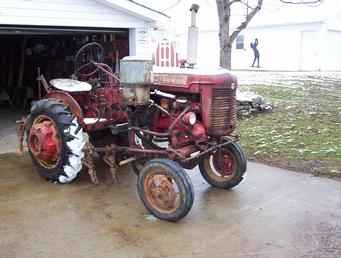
228, 0, 241, 6
230, 0, 263, 42
280, 0, 321, 4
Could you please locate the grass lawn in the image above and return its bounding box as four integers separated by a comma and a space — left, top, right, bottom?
237, 79, 341, 176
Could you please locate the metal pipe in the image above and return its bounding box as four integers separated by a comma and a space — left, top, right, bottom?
187, 4, 200, 66
118, 157, 136, 166
150, 100, 171, 116
95, 145, 168, 155
130, 127, 169, 137
182, 140, 232, 163
92, 62, 120, 82
190, 4, 199, 26
168, 105, 191, 131
152, 89, 176, 99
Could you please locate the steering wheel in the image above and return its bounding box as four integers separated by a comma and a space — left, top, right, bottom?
74, 42, 105, 77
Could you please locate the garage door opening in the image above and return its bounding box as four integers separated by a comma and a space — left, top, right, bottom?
0, 26, 129, 110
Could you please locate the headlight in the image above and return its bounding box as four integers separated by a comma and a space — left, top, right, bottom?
183, 112, 197, 126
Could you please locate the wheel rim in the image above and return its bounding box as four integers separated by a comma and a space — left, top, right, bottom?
209, 148, 237, 181
144, 171, 180, 214
28, 115, 61, 169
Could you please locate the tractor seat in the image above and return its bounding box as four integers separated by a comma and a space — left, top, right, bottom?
50, 79, 92, 92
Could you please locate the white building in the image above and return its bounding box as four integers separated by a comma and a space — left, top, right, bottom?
0, 0, 168, 57
139, 0, 341, 71
232, 9, 341, 71
0, 0, 169, 108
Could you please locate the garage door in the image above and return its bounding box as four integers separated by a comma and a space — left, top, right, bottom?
300, 31, 320, 71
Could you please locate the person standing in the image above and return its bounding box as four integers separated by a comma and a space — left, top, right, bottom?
250, 38, 260, 68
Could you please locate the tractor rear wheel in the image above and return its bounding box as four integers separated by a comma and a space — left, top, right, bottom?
199, 141, 247, 189
137, 159, 194, 222
26, 99, 86, 183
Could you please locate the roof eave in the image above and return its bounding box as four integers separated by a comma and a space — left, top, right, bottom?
95, 0, 170, 22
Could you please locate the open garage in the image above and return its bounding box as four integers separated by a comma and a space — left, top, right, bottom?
0, 27, 129, 109
0, 0, 167, 110
0, 0, 167, 153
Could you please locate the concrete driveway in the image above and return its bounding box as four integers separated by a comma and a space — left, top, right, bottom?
1, 153, 341, 258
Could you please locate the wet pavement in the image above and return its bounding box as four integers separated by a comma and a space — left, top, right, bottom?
1, 153, 341, 258
0, 109, 22, 154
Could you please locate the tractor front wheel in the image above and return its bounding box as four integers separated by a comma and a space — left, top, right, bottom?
137, 159, 194, 222
199, 141, 247, 189
26, 99, 86, 183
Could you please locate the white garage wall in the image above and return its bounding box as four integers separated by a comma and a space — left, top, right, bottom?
232, 22, 323, 71
322, 30, 341, 71
174, 30, 220, 68
129, 27, 153, 57
0, 0, 148, 28
174, 22, 328, 71
0, 0, 158, 57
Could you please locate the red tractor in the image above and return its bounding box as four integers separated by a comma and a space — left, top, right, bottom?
18, 6, 247, 222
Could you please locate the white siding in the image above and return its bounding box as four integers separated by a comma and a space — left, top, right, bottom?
322, 30, 341, 70
0, 0, 148, 28
175, 23, 326, 71
174, 30, 220, 68
175, 22, 341, 71
232, 23, 323, 71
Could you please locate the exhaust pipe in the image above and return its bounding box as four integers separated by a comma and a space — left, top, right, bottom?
187, 3, 199, 67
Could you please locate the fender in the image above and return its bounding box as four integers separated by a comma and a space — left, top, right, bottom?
46, 90, 83, 120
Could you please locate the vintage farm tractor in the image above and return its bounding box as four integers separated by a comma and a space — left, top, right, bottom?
17, 5, 247, 222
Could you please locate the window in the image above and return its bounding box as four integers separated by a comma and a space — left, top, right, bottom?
236, 35, 244, 49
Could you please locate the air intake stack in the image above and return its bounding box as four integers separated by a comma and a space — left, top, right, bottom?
187, 4, 200, 67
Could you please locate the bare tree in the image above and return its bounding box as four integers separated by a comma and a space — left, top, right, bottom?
216, 0, 322, 69
217, 0, 263, 69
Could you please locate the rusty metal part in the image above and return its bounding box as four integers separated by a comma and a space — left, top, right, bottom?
37, 74, 51, 94
129, 127, 169, 138
149, 99, 171, 116
144, 173, 179, 213
83, 141, 98, 184
209, 87, 236, 136
213, 148, 236, 177
172, 145, 197, 158
74, 42, 104, 78
182, 139, 233, 163
103, 145, 119, 183
92, 62, 120, 82
168, 105, 191, 131
28, 115, 61, 169
118, 157, 136, 166
46, 91, 83, 119
95, 145, 168, 157
16, 117, 27, 154
122, 85, 150, 106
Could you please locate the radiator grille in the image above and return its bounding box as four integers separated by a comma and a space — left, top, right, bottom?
211, 88, 236, 132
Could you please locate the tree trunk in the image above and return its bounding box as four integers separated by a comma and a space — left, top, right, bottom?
217, 0, 231, 69
216, 0, 263, 70
220, 41, 232, 69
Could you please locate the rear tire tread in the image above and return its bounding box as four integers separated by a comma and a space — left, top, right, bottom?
26, 99, 85, 184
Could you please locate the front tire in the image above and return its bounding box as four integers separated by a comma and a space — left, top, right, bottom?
137, 159, 194, 222
26, 99, 86, 183
199, 141, 247, 189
